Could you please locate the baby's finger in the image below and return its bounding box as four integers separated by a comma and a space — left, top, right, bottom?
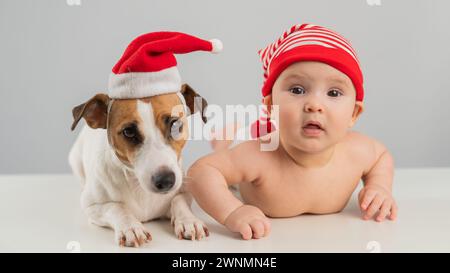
364, 195, 384, 220
240, 224, 253, 240
358, 188, 366, 204
249, 220, 265, 239
262, 218, 271, 237
360, 190, 377, 211
376, 200, 392, 222
389, 201, 398, 221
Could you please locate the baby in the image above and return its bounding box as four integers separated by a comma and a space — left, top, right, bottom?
186, 23, 397, 240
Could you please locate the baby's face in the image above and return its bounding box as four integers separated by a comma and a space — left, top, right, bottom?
270, 61, 363, 153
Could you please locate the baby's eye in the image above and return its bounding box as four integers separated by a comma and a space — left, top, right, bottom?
328, 89, 343, 97
288, 86, 305, 95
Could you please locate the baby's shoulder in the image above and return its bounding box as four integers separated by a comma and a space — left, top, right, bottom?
343, 130, 374, 147
229, 138, 281, 169
340, 131, 383, 166
231, 138, 274, 159
225, 139, 276, 182
343, 131, 387, 152
341, 131, 392, 177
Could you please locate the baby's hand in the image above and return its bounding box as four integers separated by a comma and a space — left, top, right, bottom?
358, 184, 398, 222
224, 205, 271, 240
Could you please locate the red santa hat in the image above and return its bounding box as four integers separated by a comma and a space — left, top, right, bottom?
259, 23, 364, 101
108, 31, 223, 99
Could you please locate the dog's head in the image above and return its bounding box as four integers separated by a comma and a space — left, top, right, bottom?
70, 84, 207, 194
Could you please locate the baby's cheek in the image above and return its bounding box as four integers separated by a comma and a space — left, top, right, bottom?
278, 108, 300, 132
327, 119, 351, 140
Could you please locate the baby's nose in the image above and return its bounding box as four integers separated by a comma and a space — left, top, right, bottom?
304, 101, 323, 113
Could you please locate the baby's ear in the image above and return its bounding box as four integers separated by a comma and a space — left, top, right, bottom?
349, 101, 364, 127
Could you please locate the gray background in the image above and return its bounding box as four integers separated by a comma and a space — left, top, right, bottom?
1, 0, 449, 174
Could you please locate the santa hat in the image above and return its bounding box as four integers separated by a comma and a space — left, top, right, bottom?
108, 31, 223, 99
259, 23, 364, 101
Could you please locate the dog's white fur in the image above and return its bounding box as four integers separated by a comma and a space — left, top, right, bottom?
69, 99, 207, 247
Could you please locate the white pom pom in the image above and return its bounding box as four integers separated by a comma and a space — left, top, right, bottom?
209, 39, 223, 53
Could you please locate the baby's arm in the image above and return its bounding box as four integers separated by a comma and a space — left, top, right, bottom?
186, 141, 271, 240
359, 138, 397, 222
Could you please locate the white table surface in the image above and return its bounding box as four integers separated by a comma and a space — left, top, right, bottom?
0, 168, 449, 253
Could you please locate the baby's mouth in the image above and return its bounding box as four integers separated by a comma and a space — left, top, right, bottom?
303, 124, 322, 130
303, 121, 324, 130
302, 121, 324, 136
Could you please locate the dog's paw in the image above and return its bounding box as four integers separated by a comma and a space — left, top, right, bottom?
115, 223, 152, 247
172, 217, 209, 240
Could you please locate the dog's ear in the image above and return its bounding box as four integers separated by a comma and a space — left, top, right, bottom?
181, 83, 208, 123
71, 93, 110, 131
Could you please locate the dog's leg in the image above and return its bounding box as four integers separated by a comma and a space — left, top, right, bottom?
85, 202, 152, 247
168, 191, 209, 240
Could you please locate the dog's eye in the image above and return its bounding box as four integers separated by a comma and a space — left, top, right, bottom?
169, 117, 183, 140
122, 125, 142, 144
123, 127, 136, 138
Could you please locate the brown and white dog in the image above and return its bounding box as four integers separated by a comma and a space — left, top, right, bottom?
69, 84, 209, 247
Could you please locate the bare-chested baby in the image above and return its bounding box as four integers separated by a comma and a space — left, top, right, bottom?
187, 24, 397, 240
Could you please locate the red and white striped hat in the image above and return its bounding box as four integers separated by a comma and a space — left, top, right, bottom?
259, 23, 364, 101
109, 31, 222, 99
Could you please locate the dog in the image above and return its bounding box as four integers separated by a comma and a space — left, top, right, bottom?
69, 83, 209, 247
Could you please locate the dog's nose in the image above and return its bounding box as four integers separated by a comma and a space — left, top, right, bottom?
151, 169, 176, 193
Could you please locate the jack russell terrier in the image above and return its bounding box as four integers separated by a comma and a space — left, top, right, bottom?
69, 84, 209, 247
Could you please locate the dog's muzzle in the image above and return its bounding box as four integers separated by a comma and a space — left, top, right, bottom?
151, 167, 176, 193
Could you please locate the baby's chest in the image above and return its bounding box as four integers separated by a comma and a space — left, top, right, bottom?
240, 167, 363, 217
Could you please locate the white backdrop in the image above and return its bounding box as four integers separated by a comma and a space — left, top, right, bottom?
0, 0, 449, 173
